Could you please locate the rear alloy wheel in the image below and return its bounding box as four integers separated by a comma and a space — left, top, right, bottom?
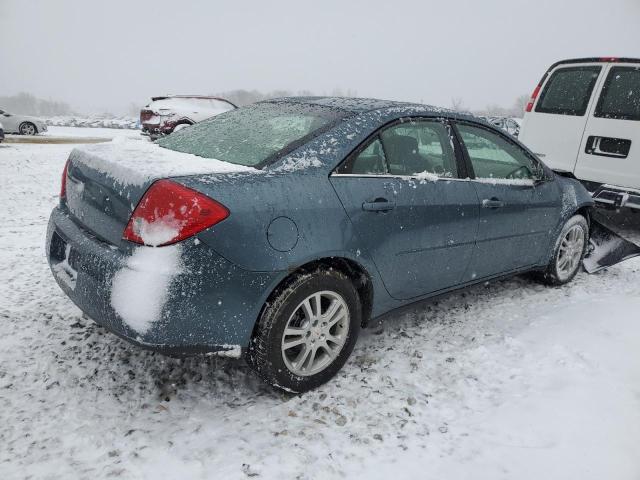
246, 269, 360, 393
539, 214, 589, 285
19, 122, 37, 135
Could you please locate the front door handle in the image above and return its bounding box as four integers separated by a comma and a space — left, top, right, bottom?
482, 198, 505, 209
362, 198, 396, 212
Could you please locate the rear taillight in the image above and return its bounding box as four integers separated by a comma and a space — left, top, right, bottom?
123, 179, 229, 247
60, 159, 70, 198
140, 109, 155, 123
525, 84, 542, 113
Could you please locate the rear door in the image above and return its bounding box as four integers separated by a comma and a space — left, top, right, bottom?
455, 122, 559, 280
574, 64, 640, 190
519, 64, 604, 172
330, 118, 479, 300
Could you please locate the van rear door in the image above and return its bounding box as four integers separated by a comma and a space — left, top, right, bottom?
574, 63, 640, 191
519, 64, 604, 172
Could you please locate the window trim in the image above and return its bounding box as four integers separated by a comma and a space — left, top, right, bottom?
594, 66, 640, 122
451, 120, 547, 184
331, 116, 468, 179
534, 65, 602, 116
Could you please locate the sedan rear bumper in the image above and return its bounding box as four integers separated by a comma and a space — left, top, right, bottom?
46, 206, 279, 354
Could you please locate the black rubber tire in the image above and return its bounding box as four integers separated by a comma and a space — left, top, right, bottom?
19, 122, 37, 135
245, 268, 361, 393
536, 214, 589, 286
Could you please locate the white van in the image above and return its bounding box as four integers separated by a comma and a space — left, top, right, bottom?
519, 57, 640, 210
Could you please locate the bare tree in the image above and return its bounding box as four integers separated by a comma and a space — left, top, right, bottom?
450, 97, 466, 112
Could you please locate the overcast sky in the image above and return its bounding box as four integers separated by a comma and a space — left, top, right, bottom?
1, 0, 639, 114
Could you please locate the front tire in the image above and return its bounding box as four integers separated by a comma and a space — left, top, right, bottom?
246, 268, 361, 393
19, 122, 37, 135
538, 214, 589, 285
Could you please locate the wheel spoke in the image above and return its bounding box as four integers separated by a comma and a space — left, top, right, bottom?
305, 345, 319, 371
327, 306, 346, 328
282, 336, 306, 351
313, 293, 322, 317
301, 299, 314, 321
294, 345, 311, 368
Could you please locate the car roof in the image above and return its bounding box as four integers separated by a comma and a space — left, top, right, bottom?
549, 57, 640, 70
151, 95, 235, 102
263, 96, 476, 121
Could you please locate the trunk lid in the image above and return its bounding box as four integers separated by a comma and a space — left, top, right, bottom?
64, 138, 256, 245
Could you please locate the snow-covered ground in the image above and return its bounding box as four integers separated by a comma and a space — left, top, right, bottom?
1, 138, 639, 480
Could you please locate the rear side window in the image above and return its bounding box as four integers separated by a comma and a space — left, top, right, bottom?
535, 66, 601, 116
594, 66, 640, 121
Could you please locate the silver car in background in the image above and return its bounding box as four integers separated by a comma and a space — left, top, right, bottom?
0, 109, 48, 135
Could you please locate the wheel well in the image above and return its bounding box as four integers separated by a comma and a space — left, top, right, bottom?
263, 257, 374, 328
576, 206, 592, 228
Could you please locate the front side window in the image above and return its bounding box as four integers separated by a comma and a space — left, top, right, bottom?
380, 120, 458, 177
457, 124, 539, 180
595, 66, 640, 121
158, 102, 348, 167
535, 66, 601, 116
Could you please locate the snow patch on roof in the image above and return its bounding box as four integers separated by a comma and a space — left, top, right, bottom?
71, 137, 256, 187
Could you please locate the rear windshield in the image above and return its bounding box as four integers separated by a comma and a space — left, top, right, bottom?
595, 66, 640, 121
158, 102, 348, 167
535, 66, 601, 116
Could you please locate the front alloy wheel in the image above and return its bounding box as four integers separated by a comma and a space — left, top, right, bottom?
538, 214, 589, 285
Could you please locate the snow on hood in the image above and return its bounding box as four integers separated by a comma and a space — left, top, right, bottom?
69, 137, 256, 187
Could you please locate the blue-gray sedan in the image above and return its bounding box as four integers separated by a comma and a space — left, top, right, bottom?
47, 97, 594, 392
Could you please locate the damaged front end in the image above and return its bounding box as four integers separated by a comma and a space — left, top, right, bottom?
583, 210, 640, 273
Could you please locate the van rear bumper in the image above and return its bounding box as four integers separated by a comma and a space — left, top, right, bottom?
592, 184, 640, 210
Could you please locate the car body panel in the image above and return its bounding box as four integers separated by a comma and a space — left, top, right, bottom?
47, 97, 594, 353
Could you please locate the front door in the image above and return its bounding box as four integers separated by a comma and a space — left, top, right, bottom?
455, 122, 555, 280
330, 119, 479, 300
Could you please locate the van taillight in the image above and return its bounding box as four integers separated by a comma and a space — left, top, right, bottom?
525, 84, 542, 113
123, 179, 229, 247
60, 159, 70, 199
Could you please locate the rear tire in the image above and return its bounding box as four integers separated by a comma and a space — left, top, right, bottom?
246, 268, 361, 393
536, 214, 589, 286
19, 122, 37, 135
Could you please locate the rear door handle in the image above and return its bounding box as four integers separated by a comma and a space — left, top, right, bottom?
362, 198, 396, 212
482, 198, 505, 209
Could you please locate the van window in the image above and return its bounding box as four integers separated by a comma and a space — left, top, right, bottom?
535, 66, 601, 116
594, 66, 640, 121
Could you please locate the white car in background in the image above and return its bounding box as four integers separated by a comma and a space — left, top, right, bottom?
519, 57, 640, 210
140, 95, 236, 139
0, 109, 48, 135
